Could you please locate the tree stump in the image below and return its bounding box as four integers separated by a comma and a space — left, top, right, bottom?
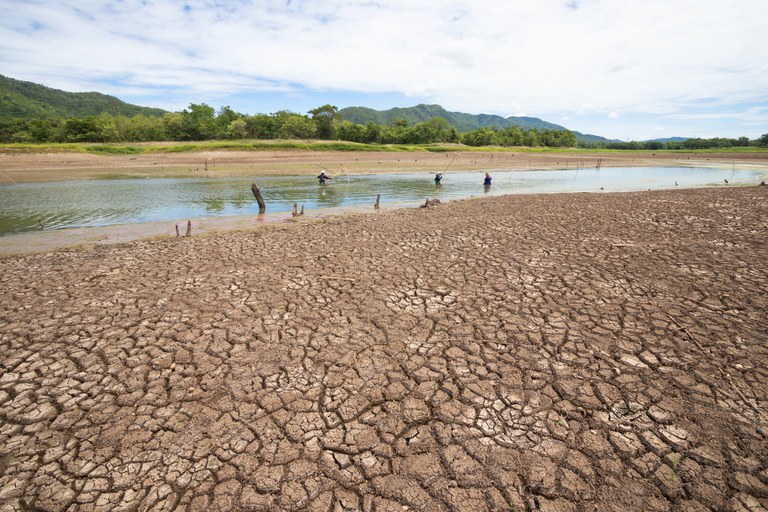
374, 194, 380, 210
185, 220, 192, 237
250, 184, 266, 213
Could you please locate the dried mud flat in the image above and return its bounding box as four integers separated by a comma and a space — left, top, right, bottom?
1, 187, 767, 511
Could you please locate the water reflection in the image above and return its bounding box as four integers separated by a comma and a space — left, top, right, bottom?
316, 184, 343, 208
0, 167, 764, 236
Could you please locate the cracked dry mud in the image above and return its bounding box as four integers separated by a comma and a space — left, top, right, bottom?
1, 187, 767, 512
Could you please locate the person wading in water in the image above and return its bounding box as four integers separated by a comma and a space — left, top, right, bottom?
317, 170, 333, 185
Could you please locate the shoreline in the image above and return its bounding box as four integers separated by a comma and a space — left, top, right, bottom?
2, 180, 766, 257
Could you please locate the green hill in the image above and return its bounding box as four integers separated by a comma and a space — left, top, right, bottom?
339, 104, 565, 131
0, 74, 167, 120
338, 104, 613, 143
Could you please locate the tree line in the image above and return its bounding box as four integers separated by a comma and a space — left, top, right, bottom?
1, 102, 765, 149
0, 103, 578, 148
590, 136, 767, 150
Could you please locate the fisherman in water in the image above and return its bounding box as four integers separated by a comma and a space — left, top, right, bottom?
434, 173, 443, 184
317, 170, 333, 185
483, 172, 492, 186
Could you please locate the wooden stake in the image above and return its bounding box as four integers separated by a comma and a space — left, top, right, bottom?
185, 220, 191, 237
374, 194, 380, 210
250, 183, 266, 213
175, 224, 180, 237
292, 203, 298, 217
299, 205, 304, 216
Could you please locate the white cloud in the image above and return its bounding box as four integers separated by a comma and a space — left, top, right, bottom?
0, 0, 767, 136
609, 112, 620, 119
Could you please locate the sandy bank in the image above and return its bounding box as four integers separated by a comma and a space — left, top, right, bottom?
1, 148, 767, 183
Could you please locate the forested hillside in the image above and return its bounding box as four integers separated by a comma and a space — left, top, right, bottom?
339, 104, 615, 144
0, 75, 166, 120
339, 104, 565, 132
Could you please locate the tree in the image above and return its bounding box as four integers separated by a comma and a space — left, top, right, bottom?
126, 114, 164, 141
461, 128, 499, 146
501, 126, 524, 146
279, 115, 316, 139
336, 121, 366, 143
228, 119, 248, 139
216, 106, 240, 138
182, 103, 216, 140
523, 129, 540, 147
757, 133, 768, 147
62, 116, 104, 142
28, 118, 61, 142
246, 114, 278, 139
163, 112, 186, 140
308, 104, 340, 139
644, 141, 664, 150
95, 113, 120, 142
364, 122, 381, 143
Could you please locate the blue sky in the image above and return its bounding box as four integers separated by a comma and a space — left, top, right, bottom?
1, 0, 766, 141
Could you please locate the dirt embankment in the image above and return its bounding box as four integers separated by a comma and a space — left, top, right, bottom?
1, 186, 766, 511
1, 148, 767, 183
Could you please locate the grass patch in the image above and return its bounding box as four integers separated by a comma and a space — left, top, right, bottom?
86, 145, 145, 155
0, 143, 89, 154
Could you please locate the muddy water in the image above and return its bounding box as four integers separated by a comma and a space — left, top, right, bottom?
0, 166, 764, 236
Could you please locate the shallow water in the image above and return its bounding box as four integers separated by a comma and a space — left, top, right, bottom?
0, 166, 764, 236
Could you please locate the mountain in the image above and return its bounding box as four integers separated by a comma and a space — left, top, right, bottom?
339, 104, 563, 131
645, 137, 689, 143
338, 104, 614, 143
0, 74, 167, 120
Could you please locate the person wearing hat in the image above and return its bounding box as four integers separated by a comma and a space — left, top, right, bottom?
317, 170, 333, 185
483, 172, 492, 186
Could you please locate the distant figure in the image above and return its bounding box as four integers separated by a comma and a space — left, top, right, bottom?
724, 179, 729, 184
675, 181, 678, 186
318, 170, 333, 185
434, 173, 443, 184
483, 172, 492, 186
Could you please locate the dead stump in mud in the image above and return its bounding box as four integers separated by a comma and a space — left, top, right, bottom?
421, 198, 441, 208
251, 183, 266, 213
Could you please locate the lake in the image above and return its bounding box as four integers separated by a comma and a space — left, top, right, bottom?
0, 166, 764, 236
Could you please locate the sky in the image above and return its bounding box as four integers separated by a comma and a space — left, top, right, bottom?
1, 0, 767, 141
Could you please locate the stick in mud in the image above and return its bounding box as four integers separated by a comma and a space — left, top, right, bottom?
250, 183, 266, 214
185, 220, 191, 237
375, 194, 380, 210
